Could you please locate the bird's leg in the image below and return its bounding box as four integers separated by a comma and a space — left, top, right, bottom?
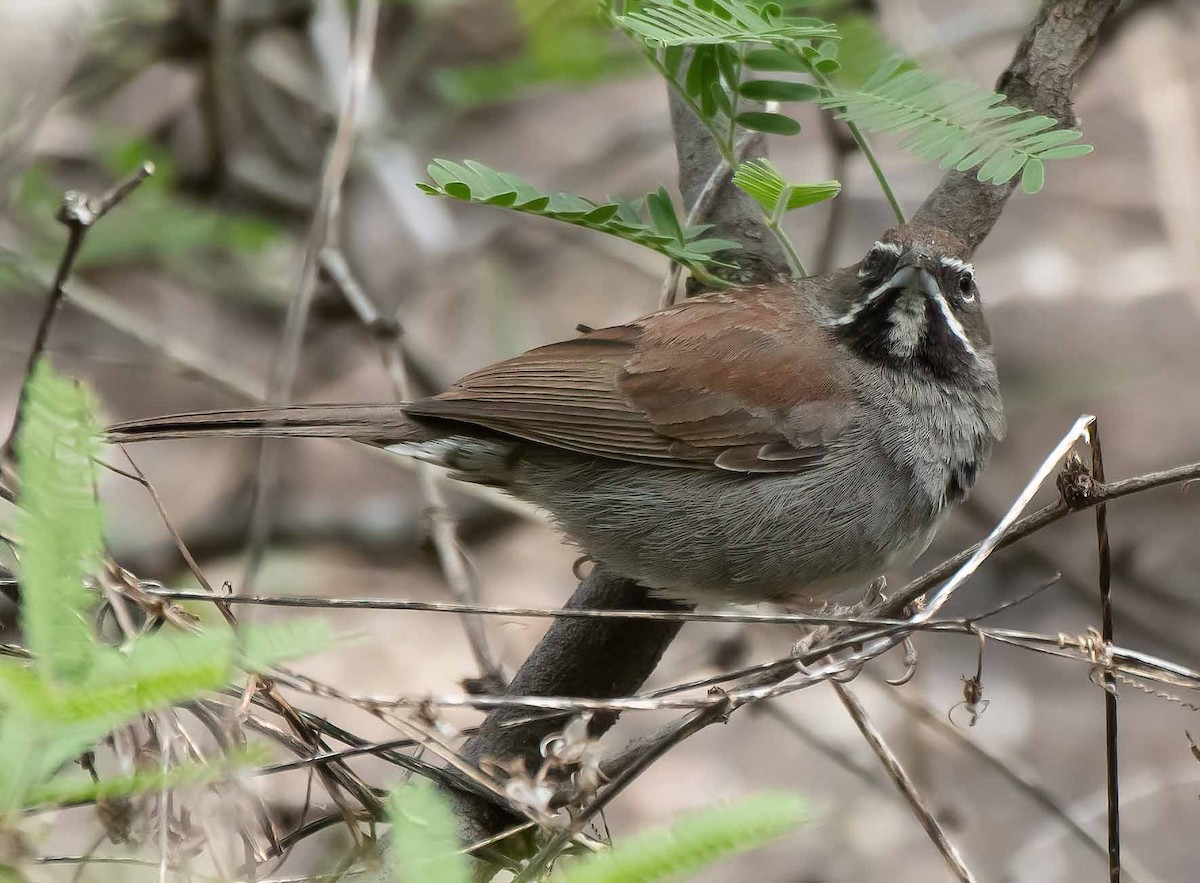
820, 575, 889, 620
791, 577, 890, 682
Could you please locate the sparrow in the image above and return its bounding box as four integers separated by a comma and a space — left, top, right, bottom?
108, 224, 1005, 606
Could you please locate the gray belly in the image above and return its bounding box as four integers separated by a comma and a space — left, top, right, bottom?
512, 447, 943, 605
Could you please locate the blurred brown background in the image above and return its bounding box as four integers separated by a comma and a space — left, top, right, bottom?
2, 0, 1200, 880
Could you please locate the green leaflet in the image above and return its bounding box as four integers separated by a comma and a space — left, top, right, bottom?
389, 782, 471, 883
615, 0, 837, 47
417, 159, 739, 275
821, 65, 1093, 187
732, 159, 840, 215
559, 792, 808, 883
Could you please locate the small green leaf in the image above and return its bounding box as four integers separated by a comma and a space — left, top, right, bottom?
647, 188, 684, 242
390, 782, 470, 883
1037, 143, 1094, 160
743, 48, 804, 72
715, 43, 740, 88
685, 46, 714, 99
735, 111, 801, 135
786, 181, 842, 209
709, 79, 733, 117
738, 80, 820, 102
583, 204, 621, 224
1021, 158, 1045, 194
560, 792, 808, 883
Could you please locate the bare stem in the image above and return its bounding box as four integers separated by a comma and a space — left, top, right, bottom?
2, 162, 154, 461
241, 0, 381, 593
833, 683, 977, 882
1091, 419, 1121, 881
320, 246, 505, 690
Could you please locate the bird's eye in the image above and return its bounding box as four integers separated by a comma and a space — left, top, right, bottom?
957, 272, 975, 301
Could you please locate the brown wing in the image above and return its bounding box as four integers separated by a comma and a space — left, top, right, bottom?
404, 285, 858, 472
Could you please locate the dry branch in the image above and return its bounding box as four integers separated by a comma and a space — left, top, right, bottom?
242, 0, 381, 592
834, 683, 977, 882
1, 162, 153, 461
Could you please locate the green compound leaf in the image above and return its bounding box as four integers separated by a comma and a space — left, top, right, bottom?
821, 64, 1093, 188
15, 363, 105, 684
615, 0, 837, 47
418, 160, 739, 274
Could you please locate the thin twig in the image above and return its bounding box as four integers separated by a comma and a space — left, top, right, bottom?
320, 246, 504, 689
2, 162, 154, 460
1090, 418, 1121, 882
877, 677, 1160, 883
833, 683, 976, 882
142, 588, 917, 626
242, 0, 381, 593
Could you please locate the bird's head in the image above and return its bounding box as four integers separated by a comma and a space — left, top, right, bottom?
827, 225, 994, 384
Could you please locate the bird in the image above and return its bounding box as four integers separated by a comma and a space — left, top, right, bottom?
108, 223, 1005, 607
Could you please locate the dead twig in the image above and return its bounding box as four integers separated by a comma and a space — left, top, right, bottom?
2, 162, 154, 461
833, 683, 977, 883
241, 0, 381, 593
1089, 418, 1121, 881
319, 246, 504, 690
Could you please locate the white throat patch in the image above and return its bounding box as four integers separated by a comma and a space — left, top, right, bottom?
886, 290, 927, 358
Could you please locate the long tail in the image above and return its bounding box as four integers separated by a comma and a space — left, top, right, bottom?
107, 404, 430, 444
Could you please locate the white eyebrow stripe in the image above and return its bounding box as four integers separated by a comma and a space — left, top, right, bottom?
940, 257, 975, 275
930, 289, 979, 359
829, 266, 916, 326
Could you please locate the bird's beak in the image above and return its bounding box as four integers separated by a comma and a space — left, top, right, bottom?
888, 251, 941, 299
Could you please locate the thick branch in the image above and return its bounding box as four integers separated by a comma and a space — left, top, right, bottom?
668, 92, 790, 288
912, 0, 1119, 251
446, 566, 689, 844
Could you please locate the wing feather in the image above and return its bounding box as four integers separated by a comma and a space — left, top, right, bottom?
403, 287, 858, 472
